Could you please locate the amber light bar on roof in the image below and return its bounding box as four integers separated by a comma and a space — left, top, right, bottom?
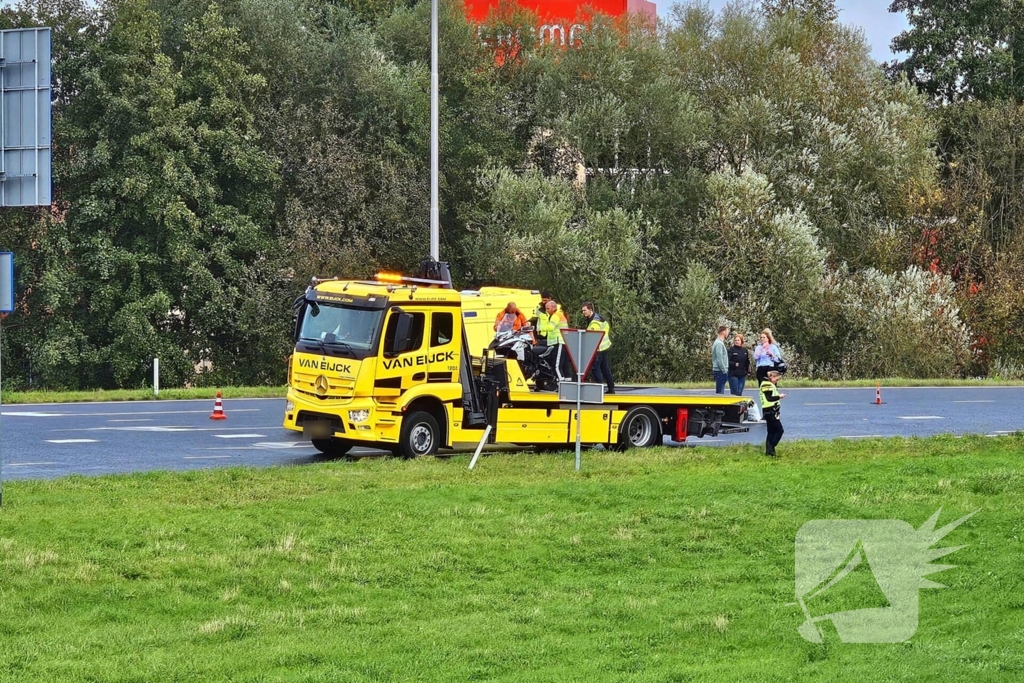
373, 272, 450, 286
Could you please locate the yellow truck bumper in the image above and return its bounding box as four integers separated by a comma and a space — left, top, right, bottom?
283, 390, 400, 445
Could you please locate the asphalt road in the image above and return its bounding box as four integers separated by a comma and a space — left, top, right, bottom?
2, 386, 1022, 480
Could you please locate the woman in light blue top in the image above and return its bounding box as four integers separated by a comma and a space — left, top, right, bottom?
753, 328, 782, 383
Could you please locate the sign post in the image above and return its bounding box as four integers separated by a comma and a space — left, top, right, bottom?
559, 328, 605, 471
0, 251, 13, 507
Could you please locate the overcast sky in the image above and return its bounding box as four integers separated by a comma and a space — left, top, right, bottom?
671, 0, 910, 62
833, 0, 909, 61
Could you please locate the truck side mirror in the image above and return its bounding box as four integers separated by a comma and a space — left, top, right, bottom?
293, 297, 317, 342
385, 310, 416, 356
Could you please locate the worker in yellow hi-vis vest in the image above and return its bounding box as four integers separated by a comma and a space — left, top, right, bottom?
538, 298, 570, 381
581, 302, 614, 394
759, 370, 786, 457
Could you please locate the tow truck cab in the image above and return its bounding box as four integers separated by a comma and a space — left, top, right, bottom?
283, 266, 752, 458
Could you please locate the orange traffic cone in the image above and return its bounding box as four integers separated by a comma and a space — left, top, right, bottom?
210, 390, 227, 420
873, 382, 884, 405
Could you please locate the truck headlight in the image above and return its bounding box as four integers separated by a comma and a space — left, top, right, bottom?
286, 401, 295, 413
348, 409, 370, 423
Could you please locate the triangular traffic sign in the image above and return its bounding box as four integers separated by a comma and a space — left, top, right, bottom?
560, 328, 605, 379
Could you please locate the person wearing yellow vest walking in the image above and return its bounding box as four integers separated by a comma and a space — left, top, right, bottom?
538, 299, 570, 381
581, 302, 614, 394
759, 370, 787, 457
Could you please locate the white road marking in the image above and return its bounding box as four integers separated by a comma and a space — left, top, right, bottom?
839, 435, 886, 439
51, 425, 285, 433
954, 400, 995, 403
804, 402, 847, 406
214, 434, 267, 439
1, 411, 62, 417
7, 462, 59, 466
898, 416, 945, 420
2, 409, 260, 418
198, 441, 315, 451
107, 418, 154, 422
183, 455, 235, 460
45, 439, 98, 444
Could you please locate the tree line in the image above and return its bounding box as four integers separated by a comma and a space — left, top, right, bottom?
0, 0, 1020, 390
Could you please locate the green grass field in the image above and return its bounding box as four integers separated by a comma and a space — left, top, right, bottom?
1, 438, 1021, 681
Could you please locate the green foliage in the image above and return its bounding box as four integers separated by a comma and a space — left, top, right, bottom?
700, 169, 827, 331
830, 266, 973, 378
0, 0, 1017, 387
884, 0, 1024, 371
887, 0, 1024, 104
761, 0, 838, 25
0, 0, 289, 389
464, 167, 666, 379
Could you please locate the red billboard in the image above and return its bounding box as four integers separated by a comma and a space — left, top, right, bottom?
465, 0, 656, 23
465, 0, 657, 48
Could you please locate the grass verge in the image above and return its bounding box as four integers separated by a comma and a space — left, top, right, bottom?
1, 436, 1020, 681
1, 385, 286, 404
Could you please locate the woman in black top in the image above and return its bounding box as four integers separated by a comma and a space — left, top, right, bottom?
727, 333, 751, 396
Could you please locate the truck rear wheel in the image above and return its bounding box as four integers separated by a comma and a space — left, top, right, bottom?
396, 411, 440, 459
615, 407, 661, 451
311, 438, 354, 459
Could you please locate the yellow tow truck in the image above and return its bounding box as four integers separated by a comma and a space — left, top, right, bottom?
283, 261, 753, 458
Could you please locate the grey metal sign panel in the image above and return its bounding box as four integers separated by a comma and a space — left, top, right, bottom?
558, 382, 605, 404
0, 28, 52, 207
0, 252, 13, 312
560, 328, 605, 377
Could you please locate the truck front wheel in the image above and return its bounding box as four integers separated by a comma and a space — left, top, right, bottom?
396, 411, 440, 459
615, 407, 661, 451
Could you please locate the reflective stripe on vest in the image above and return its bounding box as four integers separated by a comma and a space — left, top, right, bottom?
760, 381, 780, 409
542, 312, 567, 344
587, 319, 611, 351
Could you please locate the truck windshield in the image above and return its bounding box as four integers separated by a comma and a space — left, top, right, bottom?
296, 303, 383, 359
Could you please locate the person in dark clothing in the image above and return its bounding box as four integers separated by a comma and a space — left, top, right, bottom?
759, 370, 786, 457
581, 302, 615, 394
727, 333, 751, 395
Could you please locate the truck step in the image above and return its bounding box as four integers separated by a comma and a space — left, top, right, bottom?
719, 426, 751, 434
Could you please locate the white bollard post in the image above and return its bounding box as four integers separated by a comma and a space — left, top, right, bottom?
468, 425, 492, 470
153, 358, 159, 396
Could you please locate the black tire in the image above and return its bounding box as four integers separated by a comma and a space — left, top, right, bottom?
396, 411, 440, 459
311, 438, 354, 459
615, 407, 661, 451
